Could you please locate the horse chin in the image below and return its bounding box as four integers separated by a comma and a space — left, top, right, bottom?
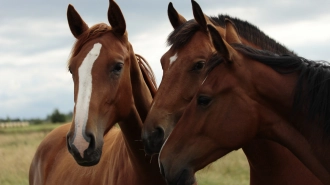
76, 157, 101, 167
166, 168, 196, 185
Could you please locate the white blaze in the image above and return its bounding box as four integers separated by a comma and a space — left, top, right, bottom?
73, 43, 102, 158
169, 53, 178, 67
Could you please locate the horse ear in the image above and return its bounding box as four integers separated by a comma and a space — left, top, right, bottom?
208, 24, 235, 62
191, 0, 206, 31
67, 4, 89, 38
225, 18, 242, 44
168, 2, 187, 29
192, 0, 213, 31
108, 0, 126, 36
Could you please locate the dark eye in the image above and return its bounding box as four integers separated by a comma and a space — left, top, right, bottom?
192, 61, 205, 71
113, 63, 124, 74
197, 95, 212, 107
68, 67, 72, 74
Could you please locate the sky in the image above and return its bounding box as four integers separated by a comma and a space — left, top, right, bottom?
1, 0, 330, 119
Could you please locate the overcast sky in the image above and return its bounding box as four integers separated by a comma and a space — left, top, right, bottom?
1, 0, 330, 119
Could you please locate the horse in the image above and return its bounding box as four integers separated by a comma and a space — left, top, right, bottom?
142, 1, 321, 184
158, 20, 330, 185
29, 1, 166, 184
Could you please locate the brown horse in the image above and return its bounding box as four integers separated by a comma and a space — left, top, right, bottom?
29, 1, 165, 185
158, 21, 330, 184
142, 1, 321, 185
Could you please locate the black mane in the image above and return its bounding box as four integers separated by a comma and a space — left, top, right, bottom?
211, 15, 295, 55
208, 44, 330, 137
167, 14, 295, 55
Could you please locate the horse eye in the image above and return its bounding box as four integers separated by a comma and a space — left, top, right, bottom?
113, 63, 124, 74
192, 61, 205, 71
197, 95, 212, 107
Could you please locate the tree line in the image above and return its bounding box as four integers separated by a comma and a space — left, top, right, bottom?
0, 109, 73, 124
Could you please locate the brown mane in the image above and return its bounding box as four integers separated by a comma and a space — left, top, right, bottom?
135, 54, 158, 97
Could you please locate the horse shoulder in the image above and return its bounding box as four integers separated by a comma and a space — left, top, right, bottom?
29, 123, 71, 185
101, 127, 139, 184
30, 125, 140, 185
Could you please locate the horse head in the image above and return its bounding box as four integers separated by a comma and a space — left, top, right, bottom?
142, 0, 219, 155
66, 0, 135, 166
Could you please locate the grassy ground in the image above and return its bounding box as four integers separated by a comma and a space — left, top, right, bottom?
0, 123, 249, 185
196, 150, 249, 185
0, 123, 61, 185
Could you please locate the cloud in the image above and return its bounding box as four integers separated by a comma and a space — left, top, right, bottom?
130, 22, 172, 84
0, 46, 73, 118
0, 18, 73, 118
1, 0, 329, 119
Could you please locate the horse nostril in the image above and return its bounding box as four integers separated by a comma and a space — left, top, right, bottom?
84, 132, 96, 156
143, 126, 166, 155
85, 132, 95, 149
147, 126, 165, 153
154, 127, 164, 144
66, 133, 73, 152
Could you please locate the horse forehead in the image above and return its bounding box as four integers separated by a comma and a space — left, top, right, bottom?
81, 32, 128, 56
163, 30, 211, 60
188, 31, 212, 49
162, 49, 190, 68
88, 40, 128, 68
175, 34, 213, 60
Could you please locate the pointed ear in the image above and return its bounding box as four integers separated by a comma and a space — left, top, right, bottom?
108, 0, 126, 36
191, 0, 214, 31
191, 0, 206, 31
67, 4, 89, 38
168, 2, 187, 29
225, 18, 242, 44
208, 24, 236, 62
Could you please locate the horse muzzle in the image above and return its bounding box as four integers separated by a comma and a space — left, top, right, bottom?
66, 131, 103, 166
142, 126, 165, 155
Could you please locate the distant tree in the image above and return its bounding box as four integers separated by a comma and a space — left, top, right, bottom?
11, 118, 21, 122
0, 117, 21, 122
65, 111, 73, 122
50, 109, 66, 123
29, 118, 44, 124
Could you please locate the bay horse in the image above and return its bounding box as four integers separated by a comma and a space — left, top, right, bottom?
158, 22, 330, 184
29, 1, 165, 184
142, 1, 321, 184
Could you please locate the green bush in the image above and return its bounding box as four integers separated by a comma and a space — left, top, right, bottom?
50, 109, 66, 123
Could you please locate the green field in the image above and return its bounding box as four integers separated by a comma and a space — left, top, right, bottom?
0, 124, 249, 185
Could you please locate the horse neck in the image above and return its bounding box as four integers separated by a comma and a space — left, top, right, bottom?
242, 139, 322, 184
118, 50, 151, 155
117, 48, 163, 183
248, 63, 330, 183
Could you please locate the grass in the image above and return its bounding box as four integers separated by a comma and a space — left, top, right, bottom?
0, 123, 249, 185
0, 123, 62, 185
0, 123, 61, 134
196, 150, 249, 185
